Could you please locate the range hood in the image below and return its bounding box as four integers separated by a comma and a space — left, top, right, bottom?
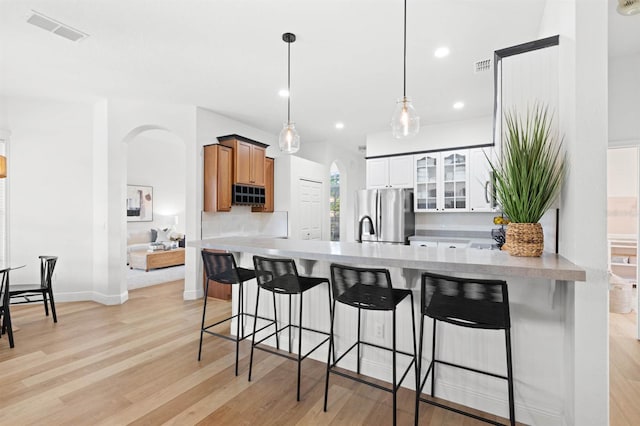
232, 184, 265, 206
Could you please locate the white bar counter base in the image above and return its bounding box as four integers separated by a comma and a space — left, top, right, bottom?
190, 237, 586, 426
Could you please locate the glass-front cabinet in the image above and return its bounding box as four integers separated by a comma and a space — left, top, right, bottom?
414, 150, 469, 212
414, 153, 439, 211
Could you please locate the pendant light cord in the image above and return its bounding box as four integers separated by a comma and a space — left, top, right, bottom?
287, 40, 291, 123
403, 0, 407, 98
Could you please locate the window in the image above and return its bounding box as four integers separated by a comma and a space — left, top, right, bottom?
330, 162, 340, 241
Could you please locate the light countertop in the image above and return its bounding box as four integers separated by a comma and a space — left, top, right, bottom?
189, 236, 586, 282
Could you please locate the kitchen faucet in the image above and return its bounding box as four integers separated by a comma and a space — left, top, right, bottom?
358, 215, 375, 243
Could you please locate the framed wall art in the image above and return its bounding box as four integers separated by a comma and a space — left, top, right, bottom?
127, 185, 153, 222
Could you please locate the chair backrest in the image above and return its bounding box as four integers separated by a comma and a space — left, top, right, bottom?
201, 251, 241, 285
420, 271, 510, 330
39, 256, 58, 290
330, 263, 394, 310
252, 255, 301, 294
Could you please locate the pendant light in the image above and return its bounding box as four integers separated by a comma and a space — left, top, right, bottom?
390, 0, 420, 139
279, 32, 300, 154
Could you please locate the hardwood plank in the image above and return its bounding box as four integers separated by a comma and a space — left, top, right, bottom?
1, 281, 637, 425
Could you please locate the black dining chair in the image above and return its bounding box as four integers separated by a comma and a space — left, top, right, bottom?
9, 256, 58, 323
0, 268, 15, 348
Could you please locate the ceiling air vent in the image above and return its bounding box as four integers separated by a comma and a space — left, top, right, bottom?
26, 10, 89, 42
617, 0, 640, 15
474, 58, 492, 74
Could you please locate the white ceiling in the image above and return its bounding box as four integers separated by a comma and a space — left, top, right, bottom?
0, 1, 637, 151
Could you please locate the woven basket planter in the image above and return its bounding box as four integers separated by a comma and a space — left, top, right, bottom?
502, 223, 544, 257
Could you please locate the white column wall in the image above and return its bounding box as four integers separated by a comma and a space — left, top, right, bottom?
540, 1, 609, 425
105, 100, 196, 301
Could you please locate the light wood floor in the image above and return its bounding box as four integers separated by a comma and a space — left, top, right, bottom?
610, 311, 640, 426
0, 281, 529, 425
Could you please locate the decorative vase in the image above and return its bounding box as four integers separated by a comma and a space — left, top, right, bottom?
502, 223, 544, 257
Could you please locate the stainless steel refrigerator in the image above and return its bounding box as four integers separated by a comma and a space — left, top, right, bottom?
355, 188, 415, 244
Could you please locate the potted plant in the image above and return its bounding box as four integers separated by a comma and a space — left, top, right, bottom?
488, 103, 566, 256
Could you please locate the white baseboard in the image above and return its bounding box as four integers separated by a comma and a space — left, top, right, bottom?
54, 291, 128, 305
184, 289, 202, 300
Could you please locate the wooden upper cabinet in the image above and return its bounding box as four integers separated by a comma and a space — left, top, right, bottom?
251, 146, 266, 186
252, 157, 274, 213
218, 135, 268, 186
203, 144, 232, 212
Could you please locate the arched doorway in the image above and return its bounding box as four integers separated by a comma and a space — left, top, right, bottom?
122, 126, 186, 291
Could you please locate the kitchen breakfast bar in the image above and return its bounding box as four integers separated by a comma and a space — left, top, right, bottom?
189, 236, 587, 425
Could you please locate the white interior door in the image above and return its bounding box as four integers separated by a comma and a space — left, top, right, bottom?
299, 179, 322, 240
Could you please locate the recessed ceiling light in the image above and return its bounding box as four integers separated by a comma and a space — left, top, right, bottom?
278, 89, 289, 97
453, 101, 465, 110
335, 122, 345, 129
434, 47, 450, 58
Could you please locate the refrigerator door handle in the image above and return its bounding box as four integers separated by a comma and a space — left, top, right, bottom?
377, 192, 381, 241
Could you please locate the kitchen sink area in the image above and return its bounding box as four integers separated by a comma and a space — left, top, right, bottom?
409, 228, 500, 250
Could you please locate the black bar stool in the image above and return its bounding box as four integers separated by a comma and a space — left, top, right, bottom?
324, 263, 417, 426
415, 271, 515, 426
199, 251, 276, 376
249, 255, 332, 401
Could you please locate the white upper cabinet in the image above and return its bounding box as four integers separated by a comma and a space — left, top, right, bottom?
415, 150, 469, 212
366, 155, 414, 188
468, 148, 497, 212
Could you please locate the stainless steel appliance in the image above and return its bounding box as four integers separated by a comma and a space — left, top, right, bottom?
355, 188, 415, 244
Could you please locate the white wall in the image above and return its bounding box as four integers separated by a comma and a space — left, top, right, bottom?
539, 2, 609, 425
609, 54, 640, 145
103, 99, 196, 303
366, 116, 492, 157
608, 147, 638, 197
127, 129, 186, 235
3, 96, 94, 298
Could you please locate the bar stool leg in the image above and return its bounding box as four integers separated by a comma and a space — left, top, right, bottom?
272, 292, 280, 350
431, 319, 437, 396
297, 292, 304, 401
323, 299, 337, 412
415, 312, 425, 426
327, 283, 336, 363
248, 287, 261, 382
235, 282, 243, 376
357, 307, 362, 374
198, 279, 210, 361
289, 294, 293, 353
392, 308, 397, 426
239, 282, 245, 338
506, 328, 516, 426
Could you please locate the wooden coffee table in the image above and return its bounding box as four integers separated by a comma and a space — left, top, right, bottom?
129, 248, 185, 272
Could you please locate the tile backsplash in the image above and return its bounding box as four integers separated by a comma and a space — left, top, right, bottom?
201, 207, 288, 238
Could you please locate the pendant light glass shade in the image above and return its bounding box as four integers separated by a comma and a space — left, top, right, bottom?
279, 32, 300, 154
391, 0, 419, 138
279, 121, 300, 153
391, 97, 420, 138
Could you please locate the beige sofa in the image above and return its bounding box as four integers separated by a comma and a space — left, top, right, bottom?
127, 228, 183, 264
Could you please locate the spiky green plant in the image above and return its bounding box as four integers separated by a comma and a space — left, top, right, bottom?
488, 104, 566, 224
